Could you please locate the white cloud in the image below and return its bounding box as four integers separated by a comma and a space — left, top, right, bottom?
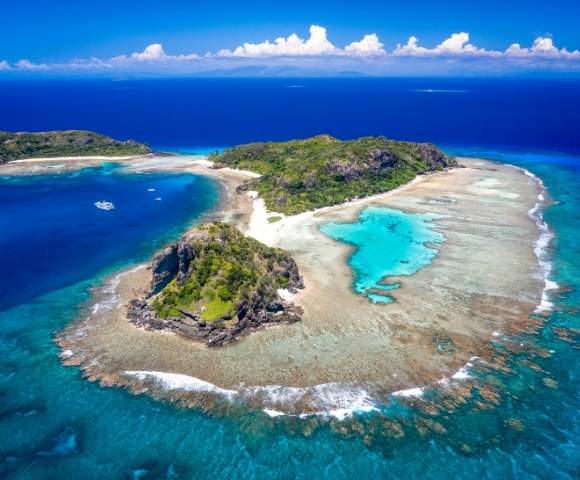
67, 57, 113, 69
437, 32, 482, 54
394, 32, 499, 57
217, 25, 337, 57
393, 36, 428, 56
1, 26, 578, 76
15, 59, 49, 70
113, 43, 199, 62
505, 37, 580, 59
131, 43, 166, 60
344, 34, 386, 57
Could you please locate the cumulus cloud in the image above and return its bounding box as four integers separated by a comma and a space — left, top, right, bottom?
217, 25, 389, 58
1, 26, 578, 75
394, 33, 580, 60
344, 34, 386, 57
505, 36, 580, 59
15, 59, 50, 70
217, 25, 337, 57
113, 43, 199, 62
131, 43, 166, 60
394, 33, 499, 57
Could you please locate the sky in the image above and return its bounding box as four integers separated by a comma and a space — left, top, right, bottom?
1, 0, 580, 76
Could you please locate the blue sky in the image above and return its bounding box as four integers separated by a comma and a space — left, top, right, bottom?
2, 0, 580, 76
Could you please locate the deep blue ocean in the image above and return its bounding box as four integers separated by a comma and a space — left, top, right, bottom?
0, 78, 579, 479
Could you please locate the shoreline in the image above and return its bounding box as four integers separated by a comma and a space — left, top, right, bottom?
516, 166, 559, 314
55, 156, 550, 418
6, 153, 155, 163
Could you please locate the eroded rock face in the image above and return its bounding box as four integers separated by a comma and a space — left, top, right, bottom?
325, 153, 386, 181
150, 242, 198, 294
130, 223, 304, 347
417, 143, 457, 170
150, 244, 180, 294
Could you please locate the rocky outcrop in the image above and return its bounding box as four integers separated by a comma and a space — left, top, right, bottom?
326, 149, 399, 180
416, 143, 457, 170
128, 294, 302, 347
150, 242, 195, 294
128, 222, 304, 347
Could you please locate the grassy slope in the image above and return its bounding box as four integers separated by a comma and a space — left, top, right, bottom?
210, 135, 455, 215
0, 130, 151, 162
151, 223, 296, 323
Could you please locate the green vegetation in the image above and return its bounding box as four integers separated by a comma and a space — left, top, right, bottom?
210, 135, 455, 215
151, 222, 300, 323
267, 215, 283, 223
0, 130, 151, 162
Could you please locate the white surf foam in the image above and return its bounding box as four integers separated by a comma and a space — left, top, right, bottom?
88, 264, 147, 318
263, 409, 286, 417
245, 383, 379, 420
516, 166, 558, 313
124, 371, 238, 399
392, 386, 425, 398
277, 288, 296, 303
392, 357, 478, 398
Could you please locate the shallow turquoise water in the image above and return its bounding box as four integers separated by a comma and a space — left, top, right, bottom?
320, 206, 444, 303
1, 151, 579, 479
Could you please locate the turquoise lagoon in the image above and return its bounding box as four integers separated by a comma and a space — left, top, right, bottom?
320, 206, 444, 303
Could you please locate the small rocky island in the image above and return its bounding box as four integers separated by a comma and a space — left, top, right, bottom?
128, 222, 304, 346
0, 130, 151, 162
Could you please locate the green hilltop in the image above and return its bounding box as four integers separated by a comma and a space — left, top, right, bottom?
0, 130, 151, 162
150, 222, 302, 323
210, 135, 456, 215
128, 222, 304, 346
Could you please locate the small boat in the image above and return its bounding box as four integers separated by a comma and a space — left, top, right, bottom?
94, 201, 115, 211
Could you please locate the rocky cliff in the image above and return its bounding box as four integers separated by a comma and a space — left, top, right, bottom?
128, 222, 304, 346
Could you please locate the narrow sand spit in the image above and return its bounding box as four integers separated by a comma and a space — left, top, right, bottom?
56, 157, 545, 416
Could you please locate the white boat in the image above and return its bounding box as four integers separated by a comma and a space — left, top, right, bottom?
94, 201, 115, 211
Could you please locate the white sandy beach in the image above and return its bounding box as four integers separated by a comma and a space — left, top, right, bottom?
7, 154, 150, 163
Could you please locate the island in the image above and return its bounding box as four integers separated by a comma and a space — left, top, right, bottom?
128, 222, 303, 347
124, 135, 455, 346
51, 134, 546, 419
0, 130, 151, 162
211, 135, 456, 214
